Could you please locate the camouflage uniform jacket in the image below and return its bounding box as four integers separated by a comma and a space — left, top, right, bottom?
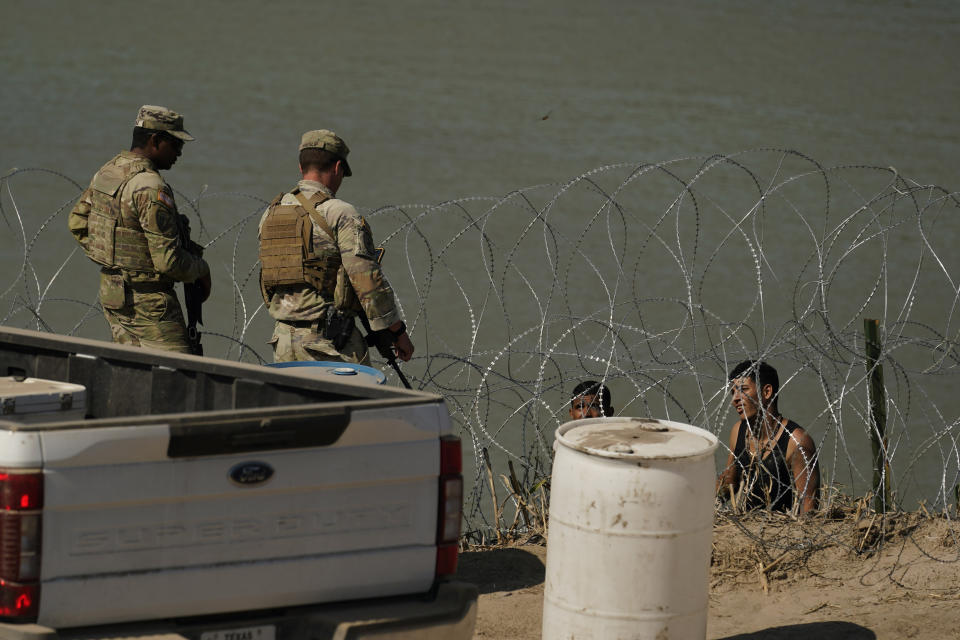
68, 151, 209, 287
258, 180, 400, 331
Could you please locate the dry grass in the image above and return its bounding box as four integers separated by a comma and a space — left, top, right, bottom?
463, 484, 960, 599
710, 492, 960, 594
461, 448, 549, 549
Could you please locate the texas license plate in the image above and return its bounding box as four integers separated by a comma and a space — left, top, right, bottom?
200, 625, 276, 640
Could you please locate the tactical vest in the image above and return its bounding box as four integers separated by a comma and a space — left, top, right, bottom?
259, 190, 340, 302
84, 159, 157, 272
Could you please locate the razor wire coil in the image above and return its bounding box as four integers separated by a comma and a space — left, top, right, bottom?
2, 150, 959, 540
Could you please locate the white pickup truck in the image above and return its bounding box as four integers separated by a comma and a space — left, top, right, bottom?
0, 327, 476, 640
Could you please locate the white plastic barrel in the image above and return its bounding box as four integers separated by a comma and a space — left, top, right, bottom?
542, 417, 718, 640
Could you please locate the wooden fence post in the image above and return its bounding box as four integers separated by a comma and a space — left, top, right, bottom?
864, 318, 892, 512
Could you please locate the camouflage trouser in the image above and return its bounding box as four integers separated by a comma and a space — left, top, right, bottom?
101, 280, 192, 354
269, 320, 370, 365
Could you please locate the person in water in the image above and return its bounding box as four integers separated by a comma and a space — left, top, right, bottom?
716, 360, 820, 514
569, 380, 614, 419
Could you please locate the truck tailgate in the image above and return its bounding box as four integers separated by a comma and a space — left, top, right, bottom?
36, 403, 448, 628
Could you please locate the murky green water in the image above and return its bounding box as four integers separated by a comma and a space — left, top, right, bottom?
1, 0, 958, 513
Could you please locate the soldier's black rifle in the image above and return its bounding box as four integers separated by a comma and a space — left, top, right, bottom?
183, 280, 204, 356
359, 313, 411, 389
179, 215, 204, 356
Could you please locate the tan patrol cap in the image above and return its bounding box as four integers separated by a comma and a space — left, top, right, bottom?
135, 105, 195, 141
299, 129, 352, 176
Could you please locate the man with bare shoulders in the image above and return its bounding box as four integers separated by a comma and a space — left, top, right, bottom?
716, 360, 820, 514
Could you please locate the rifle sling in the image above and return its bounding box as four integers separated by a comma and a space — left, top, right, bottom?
293, 191, 337, 244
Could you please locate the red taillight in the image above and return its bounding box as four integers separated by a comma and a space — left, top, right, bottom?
0, 473, 42, 511
0, 471, 42, 621
437, 436, 462, 577
0, 582, 37, 619
440, 437, 461, 476
436, 544, 459, 577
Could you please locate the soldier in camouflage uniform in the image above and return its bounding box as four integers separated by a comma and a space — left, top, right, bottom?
258, 130, 413, 364
68, 105, 211, 353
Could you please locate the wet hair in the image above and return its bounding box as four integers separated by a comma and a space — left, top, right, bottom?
571, 380, 613, 416
728, 360, 780, 409
299, 148, 340, 174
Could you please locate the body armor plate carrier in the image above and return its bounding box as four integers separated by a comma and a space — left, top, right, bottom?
259, 189, 340, 302
85, 162, 157, 272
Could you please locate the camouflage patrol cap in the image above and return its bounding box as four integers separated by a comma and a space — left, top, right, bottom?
135, 105, 195, 141
299, 129, 352, 176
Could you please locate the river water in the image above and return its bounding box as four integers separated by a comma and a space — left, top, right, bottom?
2, 1, 958, 516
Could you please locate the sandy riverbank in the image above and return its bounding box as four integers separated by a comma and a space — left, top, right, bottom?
458, 509, 960, 639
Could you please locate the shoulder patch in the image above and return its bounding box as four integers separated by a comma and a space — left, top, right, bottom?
158, 189, 175, 209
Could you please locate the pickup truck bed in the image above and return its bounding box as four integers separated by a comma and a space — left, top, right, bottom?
0, 327, 475, 640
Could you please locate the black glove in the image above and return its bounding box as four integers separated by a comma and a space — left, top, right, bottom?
365, 321, 405, 360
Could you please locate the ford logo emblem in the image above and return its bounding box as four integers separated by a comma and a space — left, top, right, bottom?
229, 461, 274, 487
